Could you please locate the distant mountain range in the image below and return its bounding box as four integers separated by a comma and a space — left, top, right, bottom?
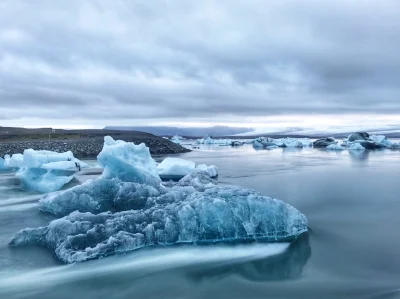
103, 126, 253, 137
104, 125, 400, 138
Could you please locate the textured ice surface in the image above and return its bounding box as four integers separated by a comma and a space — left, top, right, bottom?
11, 185, 308, 263
17, 168, 74, 194
98, 136, 161, 186
253, 137, 312, 149
157, 158, 218, 179
348, 143, 365, 150
39, 177, 161, 216
176, 171, 217, 191
196, 164, 218, 177
157, 158, 196, 176
326, 144, 345, 150
0, 157, 5, 169
7, 149, 88, 193
10, 136, 308, 263
197, 137, 233, 145
4, 154, 24, 168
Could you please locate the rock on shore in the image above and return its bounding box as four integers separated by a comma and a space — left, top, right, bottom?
0, 137, 190, 159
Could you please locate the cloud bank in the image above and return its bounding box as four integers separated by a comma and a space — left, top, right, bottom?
1, 0, 400, 128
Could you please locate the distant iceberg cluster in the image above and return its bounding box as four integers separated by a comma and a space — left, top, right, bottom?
253, 137, 312, 149
9, 136, 308, 263
1, 149, 88, 193
318, 132, 400, 151
251, 132, 400, 151
197, 137, 244, 146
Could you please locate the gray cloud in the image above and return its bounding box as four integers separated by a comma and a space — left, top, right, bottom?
1, 0, 400, 127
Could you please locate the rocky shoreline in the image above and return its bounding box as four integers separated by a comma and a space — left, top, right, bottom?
0, 137, 190, 158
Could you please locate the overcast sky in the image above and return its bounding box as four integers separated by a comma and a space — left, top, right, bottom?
1, 0, 400, 129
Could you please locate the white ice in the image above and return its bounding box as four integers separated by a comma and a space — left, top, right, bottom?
157, 157, 218, 178
98, 136, 161, 186
4, 154, 24, 168
157, 157, 196, 177
326, 144, 345, 151
197, 137, 233, 145
5, 149, 88, 193
348, 143, 365, 150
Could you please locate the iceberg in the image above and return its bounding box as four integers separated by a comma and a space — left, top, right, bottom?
11, 186, 307, 263
0, 157, 5, 170
10, 135, 308, 263
197, 137, 233, 145
98, 136, 161, 186
252, 137, 312, 149
157, 157, 196, 177
9, 149, 89, 193
313, 137, 337, 148
326, 144, 345, 151
157, 157, 218, 179
170, 136, 181, 144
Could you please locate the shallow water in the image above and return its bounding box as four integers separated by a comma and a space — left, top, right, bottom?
1, 143, 400, 299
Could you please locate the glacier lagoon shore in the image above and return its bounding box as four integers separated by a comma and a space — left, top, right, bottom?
0, 142, 400, 298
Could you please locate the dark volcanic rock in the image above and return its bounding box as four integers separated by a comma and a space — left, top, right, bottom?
348, 132, 370, 142
313, 137, 337, 148
0, 137, 190, 159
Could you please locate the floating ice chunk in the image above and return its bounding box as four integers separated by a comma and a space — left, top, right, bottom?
313, 137, 337, 148
4, 154, 24, 168
196, 164, 218, 177
11, 186, 308, 263
98, 136, 161, 186
253, 137, 311, 149
157, 158, 195, 177
348, 143, 365, 150
17, 168, 74, 194
157, 158, 218, 179
326, 144, 345, 150
0, 157, 5, 170
9, 149, 88, 193
170, 136, 181, 144
197, 137, 233, 145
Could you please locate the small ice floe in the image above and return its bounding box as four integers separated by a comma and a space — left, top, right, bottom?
157, 157, 218, 180
3, 149, 88, 193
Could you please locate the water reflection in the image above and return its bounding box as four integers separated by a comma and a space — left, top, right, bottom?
349, 150, 370, 161
188, 233, 311, 282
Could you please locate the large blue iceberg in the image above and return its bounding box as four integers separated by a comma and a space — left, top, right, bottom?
10, 185, 307, 263
10, 136, 308, 263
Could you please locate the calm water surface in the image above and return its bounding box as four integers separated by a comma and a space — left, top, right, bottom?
1, 142, 400, 299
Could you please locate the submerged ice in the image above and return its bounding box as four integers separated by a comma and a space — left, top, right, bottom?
10, 136, 308, 263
